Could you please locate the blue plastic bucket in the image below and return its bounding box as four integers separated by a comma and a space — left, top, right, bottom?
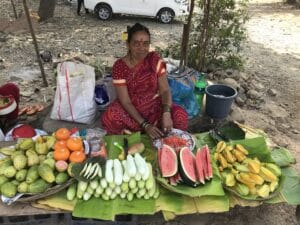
205, 84, 237, 119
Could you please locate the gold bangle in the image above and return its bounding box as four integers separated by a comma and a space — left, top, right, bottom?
162, 104, 171, 113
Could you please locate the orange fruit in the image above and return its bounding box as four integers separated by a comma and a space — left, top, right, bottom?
66, 137, 83, 151
55, 128, 71, 141
69, 151, 86, 163
53, 147, 70, 161
54, 140, 67, 151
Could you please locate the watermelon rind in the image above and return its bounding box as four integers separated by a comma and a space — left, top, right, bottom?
178, 147, 198, 187
159, 144, 178, 177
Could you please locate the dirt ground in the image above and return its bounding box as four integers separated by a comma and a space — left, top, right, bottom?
0, 0, 299, 224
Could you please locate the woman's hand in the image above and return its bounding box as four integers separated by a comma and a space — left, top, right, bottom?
162, 112, 173, 134
145, 124, 164, 139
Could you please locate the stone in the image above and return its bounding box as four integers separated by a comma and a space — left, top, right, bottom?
247, 90, 262, 99
268, 88, 278, 96
236, 96, 246, 107
239, 72, 249, 81
265, 101, 289, 119
254, 82, 265, 92
222, 78, 240, 90
229, 105, 245, 123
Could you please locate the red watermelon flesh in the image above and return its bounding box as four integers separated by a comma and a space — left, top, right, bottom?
204, 145, 213, 179
169, 176, 178, 186
178, 147, 198, 187
160, 144, 178, 177
195, 148, 205, 184
200, 147, 209, 180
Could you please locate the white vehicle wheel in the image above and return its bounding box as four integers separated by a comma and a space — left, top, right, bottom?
96, 4, 112, 20
158, 8, 174, 24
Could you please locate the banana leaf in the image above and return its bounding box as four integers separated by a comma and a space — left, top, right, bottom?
280, 167, 300, 205
156, 158, 224, 197
271, 147, 296, 167
73, 196, 156, 221
157, 187, 229, 220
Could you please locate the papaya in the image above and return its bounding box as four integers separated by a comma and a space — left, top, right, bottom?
35, 142, 49, 155
19, 139, 34, 151
128, 143, 145, 155
18, 181, 28, 193
26, 149, 40, 166
38, 164, 55, 183
3, 166, 17, 178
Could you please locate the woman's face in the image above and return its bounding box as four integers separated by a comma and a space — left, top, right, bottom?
128, 31, 150, 60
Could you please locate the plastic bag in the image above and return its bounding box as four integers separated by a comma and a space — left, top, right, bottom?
51, 61, 97, 124
167, 68, 200, 119
95, 75, 117, 110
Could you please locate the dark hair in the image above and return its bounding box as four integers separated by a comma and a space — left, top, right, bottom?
127, 23, 151, 43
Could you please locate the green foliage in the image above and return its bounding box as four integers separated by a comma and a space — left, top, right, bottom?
159, 0, 249, 71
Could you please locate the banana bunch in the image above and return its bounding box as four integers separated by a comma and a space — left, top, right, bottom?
215, 141, 281, 198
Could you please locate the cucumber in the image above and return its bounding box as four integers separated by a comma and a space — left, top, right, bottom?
126, 155, 137, 177
100, 178, 108, 189
137, 180, 145, 189
105, 187, 112, 196
135, 172, 142, 181
129, 178, 136, 189
89, 180, 99, 190
145, 164, 154, 190
79, 163, 89, 176
83, 192, 92, 201
105, 160, 114, 183
134, 153, 146, 175
120, 192, 126, 199
115, 186, 121, 194
86, 163, 99, 179
95, 185, 104, 195
89, 164, 101, 180
101, 193, 109, 201
113, 159, 123, 186
120, 182, 129, 193
86, 186, 94, 195
122, 160, 130, 182
66, 183, 77, 201
126, 192, 134, 201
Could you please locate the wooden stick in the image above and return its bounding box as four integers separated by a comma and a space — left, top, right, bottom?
22, 0, 48, 87
10, 0, 18, 19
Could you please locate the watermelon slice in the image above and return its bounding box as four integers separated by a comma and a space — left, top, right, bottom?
178, 147, 198, 187
195, 148, 205, 184
200, 147, 208, 180
159, 144, 178, 177
203, 145, 213, 179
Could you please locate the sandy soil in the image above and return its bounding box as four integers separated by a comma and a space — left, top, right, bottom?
0, 0, 299, 224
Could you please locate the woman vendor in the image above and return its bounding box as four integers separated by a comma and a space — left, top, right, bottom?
0, 83, 19, 132
101, 23, 188, 139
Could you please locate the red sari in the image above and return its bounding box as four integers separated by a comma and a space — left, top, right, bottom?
101, 52, 188, 134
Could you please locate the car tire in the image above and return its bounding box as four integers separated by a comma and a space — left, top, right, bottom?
157, 8, 174, 24
95, 4, 112, 20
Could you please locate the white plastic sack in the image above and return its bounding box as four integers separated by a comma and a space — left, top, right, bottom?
51, 61, 97, 124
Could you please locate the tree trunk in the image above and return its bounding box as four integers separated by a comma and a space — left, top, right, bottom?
23, 0, 48, 87
179, 0, 195, 69
10, 0, 18, 19
197, 0, 211, 72
38, 0, 57, 22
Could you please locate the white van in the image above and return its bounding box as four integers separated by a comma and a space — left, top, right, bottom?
84, 0, 189, 23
